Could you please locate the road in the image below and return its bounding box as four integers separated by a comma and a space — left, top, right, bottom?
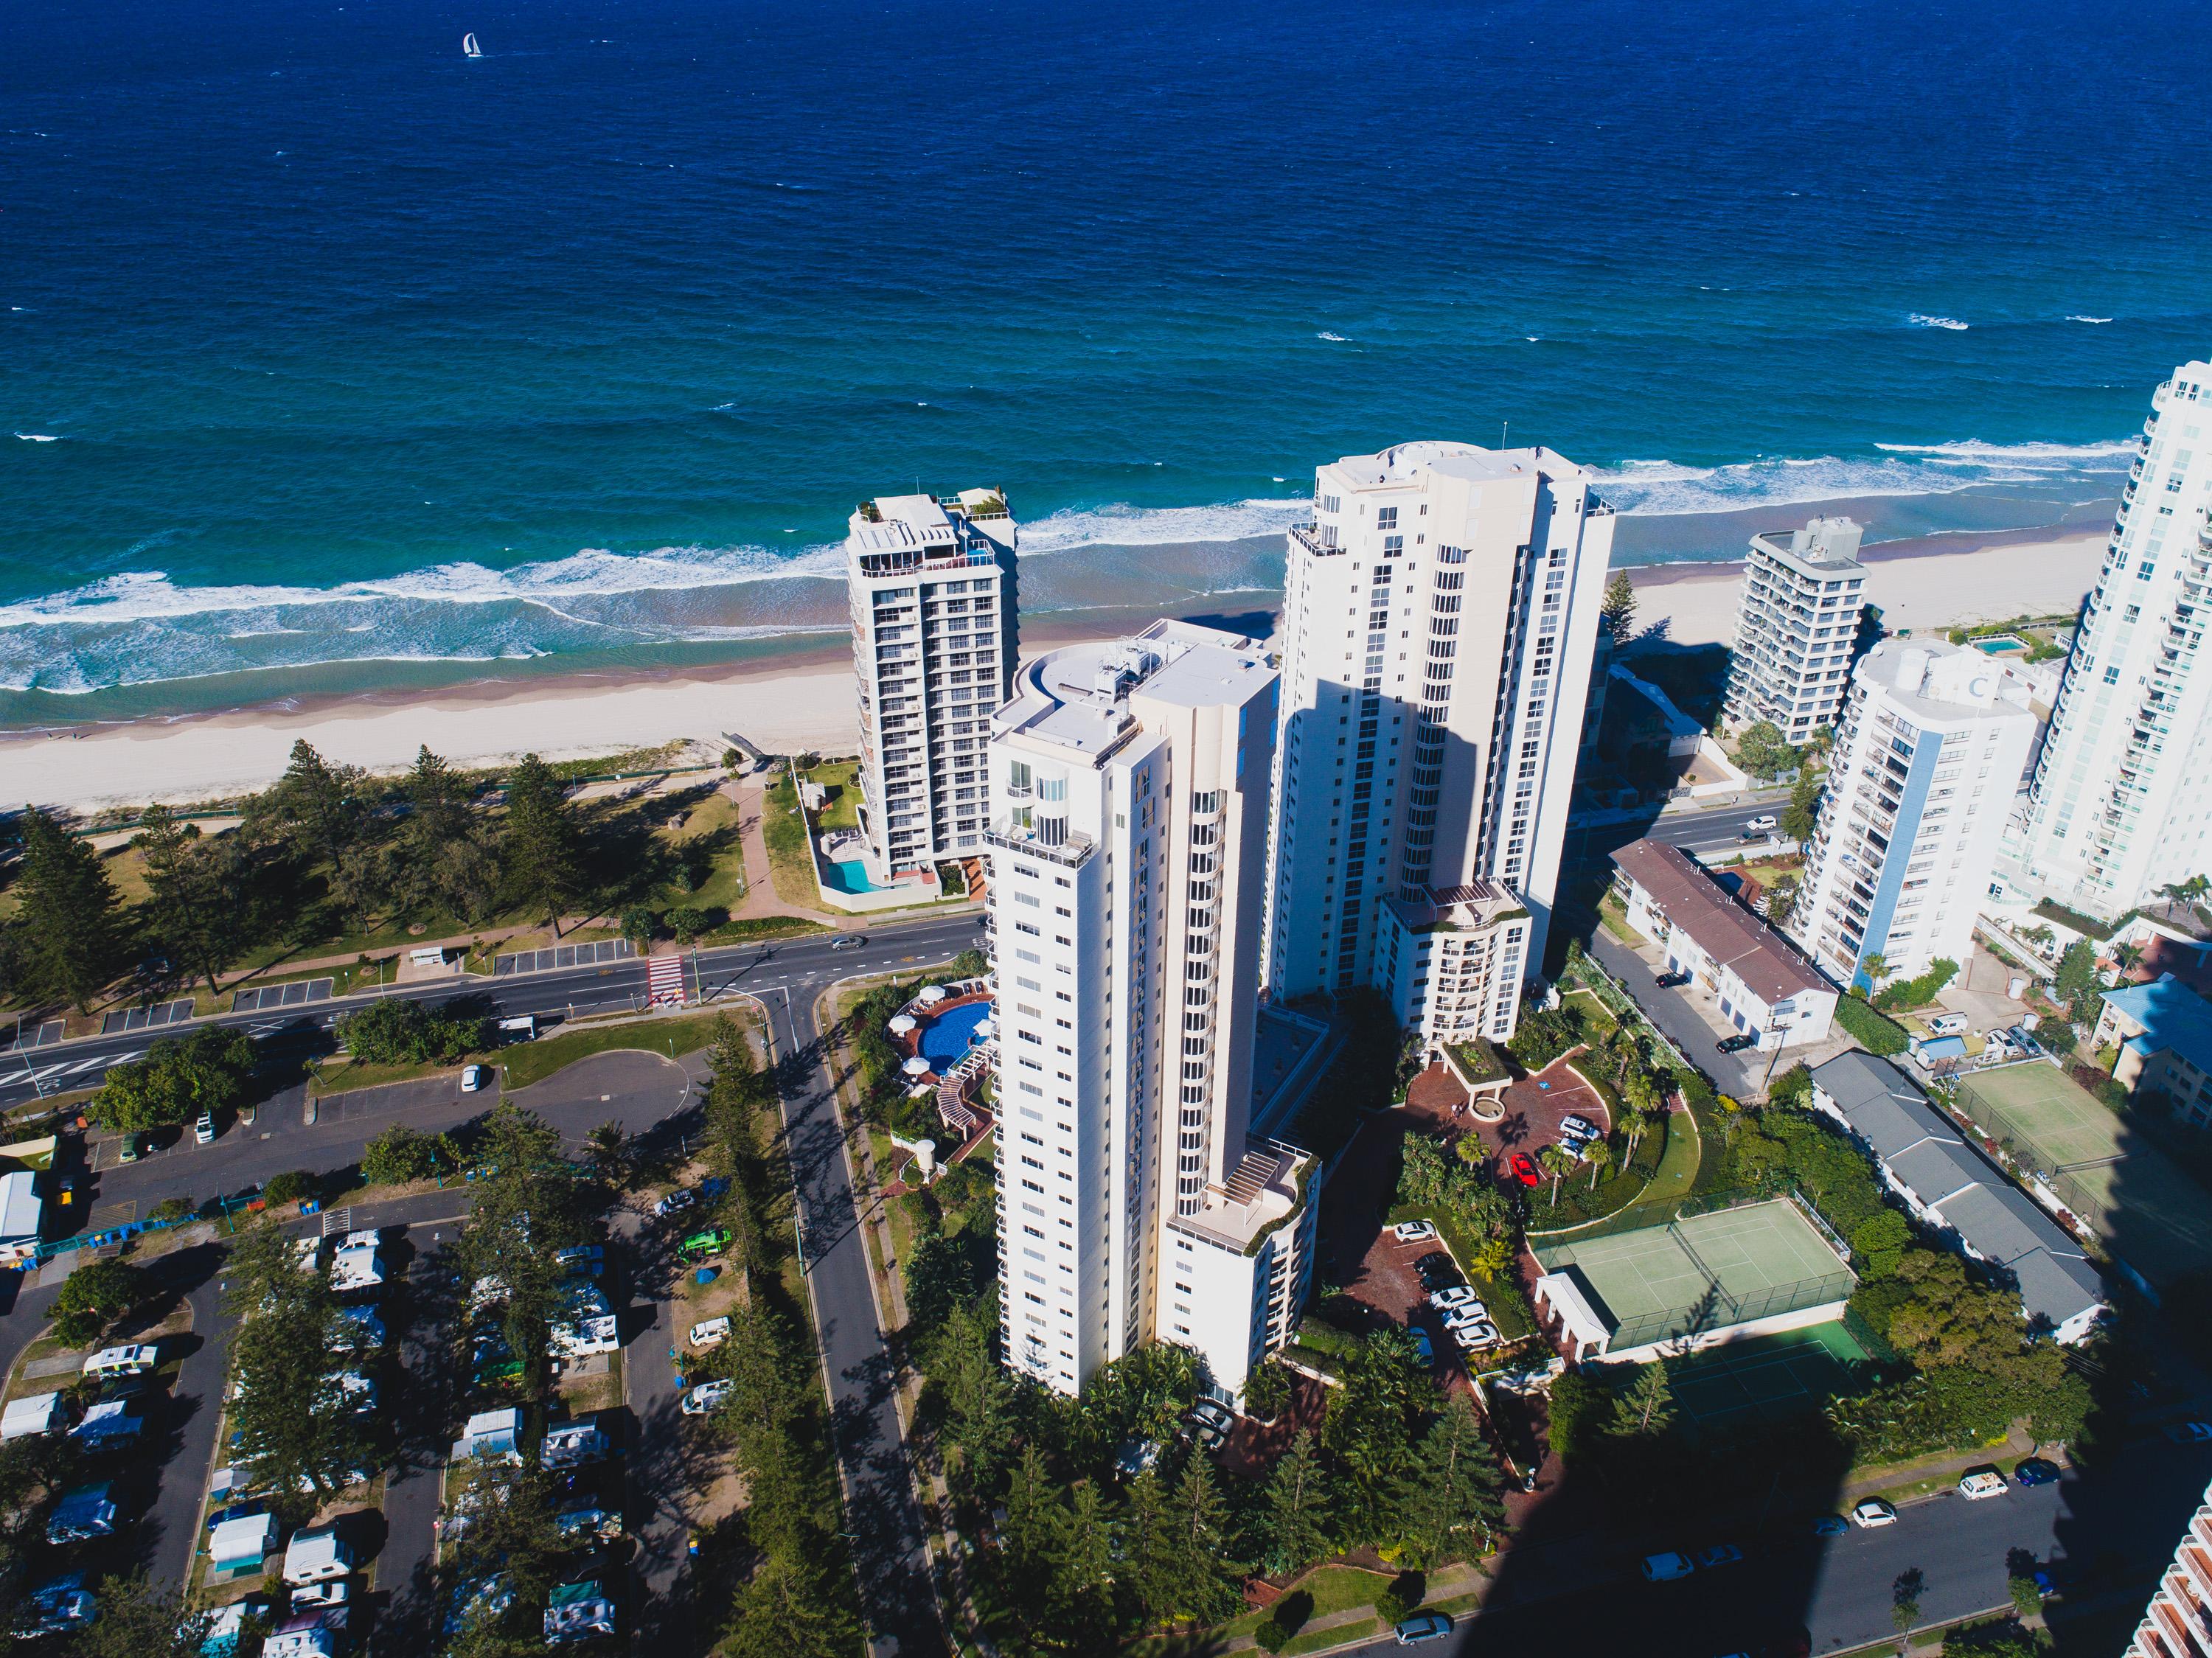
1584, 924, 1777, 1097
757, 979, 945, 1658
1562, 795, 1792, 870
0, 911, 979, 1651
1326, 1435, 2212, 1657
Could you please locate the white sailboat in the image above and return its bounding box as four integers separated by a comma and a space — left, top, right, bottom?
462, 32, 482, 57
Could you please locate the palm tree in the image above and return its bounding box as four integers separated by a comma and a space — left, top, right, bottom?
1859, 951, 1891, 993
1537, 1144, 1577, 1208
1583, 1139, 1615, 1190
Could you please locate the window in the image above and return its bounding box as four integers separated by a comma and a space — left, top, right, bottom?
1377, 506, 1399, 529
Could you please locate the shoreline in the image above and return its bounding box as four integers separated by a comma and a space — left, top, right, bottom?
1, 533, 2103, 814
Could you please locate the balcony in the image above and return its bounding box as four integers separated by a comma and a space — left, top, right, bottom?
984, 821, 1096, 869
1288, 523, 1341, 559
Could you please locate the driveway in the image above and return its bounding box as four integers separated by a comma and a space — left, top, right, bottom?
1585, 928, 1831, 1099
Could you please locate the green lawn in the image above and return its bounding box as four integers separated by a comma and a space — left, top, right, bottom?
659, 789, 748, 911
760, 777, 823, 906
501, 1009, 740, 1090
804, 760, 864, 834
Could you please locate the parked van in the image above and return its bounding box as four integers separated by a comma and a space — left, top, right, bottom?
1927, 1012, 1970, 1037
497, 1014, 538, 1041
80, 1345, 158, 1382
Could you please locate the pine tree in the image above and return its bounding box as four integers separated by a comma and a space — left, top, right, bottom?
1600, 569, 1638, 643
1118, 1468, 1180, 1634
1398, 1393, 1506, 1567
1256, 1428, 1332, 1576
1049, 1480, 1119, 1652
501, 753, 582, 933
12, 807, 124, 1011
1001, 1444, 1065, 1637
135, 805, 250, 993
1167, 1457, 1246, 1626
1621, 1362, 1676, 1433
253, 739, 366, 871
724, 1549, 858, 1658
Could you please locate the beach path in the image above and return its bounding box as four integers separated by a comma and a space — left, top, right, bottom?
724, 773, 843, 926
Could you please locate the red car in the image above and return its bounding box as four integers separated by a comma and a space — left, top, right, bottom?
1508, 1152, 1541, 1188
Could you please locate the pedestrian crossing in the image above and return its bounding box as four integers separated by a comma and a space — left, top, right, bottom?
646, 954, 687, 1007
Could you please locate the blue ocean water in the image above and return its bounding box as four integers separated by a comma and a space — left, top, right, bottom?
4, 0, 2209, 711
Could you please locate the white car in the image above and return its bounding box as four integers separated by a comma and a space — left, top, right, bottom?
291, 1579, 350, 1609
1958, 1469, 2008, 1500
687, 1317, 732, 1351
1450, 1320, 1502, 1351
654, 1188, 697, 1218
1849, 1497, 1898, 1528
1441, 1303, 1491, 1329
1391, 1221, 1437, 1244
194, 1114, 216, 1145
681, 1380, 732, 1417
1558, 1114, 1600, 1143
1641, 1552, 1695, 1582
1429, 1286, 1481, 1314
461, 1065, 488, 1093
1746, 815, 1778, 832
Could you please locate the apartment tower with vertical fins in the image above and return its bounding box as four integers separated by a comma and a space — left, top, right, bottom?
1262, 441, 1614, 1051
984, 620, 1314, 1400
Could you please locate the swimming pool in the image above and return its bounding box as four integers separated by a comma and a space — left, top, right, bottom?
919, 1000, 991, 1069
824, 858, 890, 895
1972, 635, 2027, 655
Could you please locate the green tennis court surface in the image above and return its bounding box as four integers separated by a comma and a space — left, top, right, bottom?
1662, 1324, 1868, 1425
1534, 1198, 1856, 1350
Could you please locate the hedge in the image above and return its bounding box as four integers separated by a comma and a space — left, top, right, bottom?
1833, 995, 1908, 1056
1872, 958, 1958, 1012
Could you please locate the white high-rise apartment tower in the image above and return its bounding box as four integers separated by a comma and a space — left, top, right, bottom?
986, 620, 1315, 1399
1263, 442, 1615, 1026
2013, 361, 2212, 919
1722, 516, 1870, 739
844, 491, 1019, 879
1797, 640, 2037, 989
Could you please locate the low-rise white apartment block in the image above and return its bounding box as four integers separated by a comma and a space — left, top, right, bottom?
985, 619, 1313, 1400
845, 490, 1019, 877
1376, 880, 1532, 1057
1798, 640, 2037, 990
1611, 837, 1837, 1050
1264, 441, 1614, 1009
2014, 360, 2212, 922
1723, 515, 1870, 739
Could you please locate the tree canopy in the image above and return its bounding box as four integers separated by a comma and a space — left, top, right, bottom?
88, 1025, 256, 1135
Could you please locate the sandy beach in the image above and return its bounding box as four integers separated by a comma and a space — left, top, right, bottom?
1, 532, 2103, 814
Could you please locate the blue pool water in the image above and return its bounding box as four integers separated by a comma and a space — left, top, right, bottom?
1972, 635, 2028, 654
919, 1002, 990, 1070
824, 859, 888, 896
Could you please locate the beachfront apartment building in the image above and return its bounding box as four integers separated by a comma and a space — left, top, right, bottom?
1262, 441, 1615, 1015
1722, 515, 1871, 739
2011, 360, 2212, 921
844, 490, 1019, 879
2122, 1484, 2212, 1658
984, 619, 1314, 1401
1797, 639, 2037, 990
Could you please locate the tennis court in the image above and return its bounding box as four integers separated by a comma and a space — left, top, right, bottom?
1535, 1198, 1856, 1351
1661, 1324, 1868, 1425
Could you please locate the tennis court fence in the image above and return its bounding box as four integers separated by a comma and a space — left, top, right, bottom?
1602, 1267, 1857, 1353
1945, 1082, 2118, 1227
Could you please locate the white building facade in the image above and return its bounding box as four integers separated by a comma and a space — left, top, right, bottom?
2122, 1483, 2212, 1658
985, 620, 1313, 1399
2013, 360, 2212, 921
1375, 881, 1532, 1057
1722, 516, 1870, 739
845, 491, 1020, 877
1262, 441, 1615, 1006
1798, 641, 2037, 990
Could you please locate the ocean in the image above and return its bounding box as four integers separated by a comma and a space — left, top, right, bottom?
4, 0, 2208, 725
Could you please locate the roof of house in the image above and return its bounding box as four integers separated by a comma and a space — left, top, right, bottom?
2122, 936, 2212, 997
1805, 1052, 2104, 1335
0, 1171, 40, 1245
1610, 838, 1830, 1006
2101, 975, 2212, 1076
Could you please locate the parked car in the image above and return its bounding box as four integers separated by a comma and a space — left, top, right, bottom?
2165, 1421, 2212, 1444
654, 1187, 698, 1217
118, 1136, 141, 1165
1413, 1253, 1461, 1290
1641, 1552, 1697, 1582
1391, 1220, 1437, 1244
1738, 826, 1767, 843
1746, 815, 1778, 832
1507, 1152, 1540, 1188
1441, 1305, 1491, 1331
1189, 1398, 1234, 1433
1695, 1543, 1744, 1568
1849, 1498, 1897, 1528
195, 1114, 216, 1146
461, 1065, 489, 1093
831, 935, 865, 952
1717, 1033, 1760, 1054
1429, 1286, 1481, 1313
1394, 1612, 1453, 1645
678, 1229, 732, 1261
1450, 1320, 1502, 1351
1656, 970, 1692, 988
1810, 1515, 1849, 1537
687, 1317, 732, 1351
1958, 1466, 2008, 1500
2014, 1457, 2062, 1487
1411, 1328, 1435, 1365
1558, 1114, 1600, 1143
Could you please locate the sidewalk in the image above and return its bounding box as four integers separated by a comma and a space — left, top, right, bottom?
721, 774, 844, 927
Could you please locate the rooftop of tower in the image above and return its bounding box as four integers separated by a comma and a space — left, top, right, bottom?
846, 488, 1012, 574
1326, 439, 1594, 489
995, 618, 1271, 758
